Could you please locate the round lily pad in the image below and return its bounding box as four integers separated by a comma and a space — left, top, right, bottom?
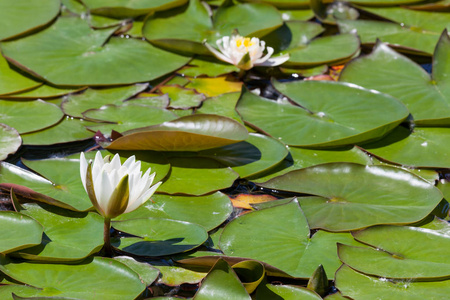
0, 0, 60, 40
112, 218, 208, 256
259, 163, 443, 231
0, 124, 21, 161
0, 256, 146, 300
0, 99, 64, 134
1, 17, 191, 86
0, 211, 43, 254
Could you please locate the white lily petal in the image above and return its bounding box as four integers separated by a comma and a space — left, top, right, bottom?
80, 152, 88, 191
110, 153, 121, 171
204, 42, 234, 64
122, 155, 136, 170
254, 46, 274, 64
125, 181, 162, 213
92, 151, 104, 180
256, 53, 290, 67
95, 170, 114, 212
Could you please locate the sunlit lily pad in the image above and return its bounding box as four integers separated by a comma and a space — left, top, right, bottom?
0, 54, 41, 96
1, 17, 191, 86
155, 265, 208, 286
361, 126, 450, 168
0, 0, 60, 41
0, 211, 43, 254
350, 0, 424, 4
2, 85, 85, 100
338, 224, 450, 279
143, 0, 282, 55
83, 0, 187, 18
179, 56, 239, 77
335, 265, 450, 300
160, 85, 205, 109
114, 256, 160, 286
279, 9, 315, 21
62, 84, 148, 118
15, 203, 103, 261
0, 100, 64, 134
0, 124, 21, 161
255, 283, 322, 300
237, 81, 408, 147
158, 157, 239, 195
84, 103, 178, 133
115, 192, 232, 231
406, 0, 450, 11
112, 218, 208, 256
0, 256, 146, 300
219, 199, 368, 278
106, 114, 248, 151
340, 33, 450, 125
185, 76, 243, 97
21, 117, 97, 146
195, 92, 243, 124
239, 0, 309, 8
259, 163, 443, 231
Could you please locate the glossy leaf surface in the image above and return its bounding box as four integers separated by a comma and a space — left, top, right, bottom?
0, 211, 43, 254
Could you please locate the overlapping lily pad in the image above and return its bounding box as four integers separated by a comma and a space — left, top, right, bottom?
112, 218, 208, 256
115, 192, 232, 231
0, 54, 41, 96
1, 17, 191, 86
237, 81, 408, 147
338, 224, 450, 279
15, 203, 103, 261
340, 33, 450, 125
238, 0, 309, 9
259, 163, 443, 231
0, 0, 60, 41
2, 85, 85, 99
105, 114, 249, 151
195, 92, 243, 123
255, 283, 322, 300
0, 100, 64, 134
0, 124, 21, 161
0, 256, 146, 300
0, 211, 43, 254
143, 0, 282, 55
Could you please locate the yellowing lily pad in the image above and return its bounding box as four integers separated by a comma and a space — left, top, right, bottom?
186, 76, 243, 97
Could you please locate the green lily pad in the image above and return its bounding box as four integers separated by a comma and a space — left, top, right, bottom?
338, 224, 450, 279
338, 7, 450, 55
21, 117, 96, 146
0, 124, 21, 161
0, 100, 64, 134
115, 192, 232, 231
179, 56, 239, 77
0, 0, 60, 41
84, 103, 178, 134
237, 81, 408, 147
143, 0, 282, 55
158, 157, 239, 195
199, 133, 289, 178
232, 260, 265, 294
340, 33, 450, 125
350, 0, 423, 4
255, 283, 322, 300
112, 218, 208, 256
83, 0, 187, 18
2, 85, 85, 100
0, 211, 43, 254
160, 85, 205, 109
195, 92, 243, 124
194, 259, 250, 300
406, 0, 450, 11
127, 94, 170, 109
251, 146, 372, 182
259, 163, 443, 231
0, 285, 63, 299
155, 265, 208, 286
114, 256, 160, 286
14, 203, 103, 261
335, 265, 450, 300
361, 126, 450, 168
0, 256, 146, 300
1, 17, 191, 86
62, 84, 148, 118
0, 54, 41, 96
239, 0, 309, 8
220, 199, 369, 278
105, 114, 249, 151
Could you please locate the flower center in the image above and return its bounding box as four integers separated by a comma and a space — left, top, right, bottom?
235, 37, 254, 49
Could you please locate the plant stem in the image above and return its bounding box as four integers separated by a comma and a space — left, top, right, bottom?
237, 69, 247, 80
103, 217, 112, 257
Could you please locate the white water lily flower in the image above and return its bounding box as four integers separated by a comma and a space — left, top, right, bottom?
80, 151, 161, 219
204, 34, 289, 70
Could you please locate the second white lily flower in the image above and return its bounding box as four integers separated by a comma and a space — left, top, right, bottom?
204, 34, 289, 70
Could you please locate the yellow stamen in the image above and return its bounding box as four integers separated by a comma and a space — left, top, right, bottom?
236, 37, 254, 49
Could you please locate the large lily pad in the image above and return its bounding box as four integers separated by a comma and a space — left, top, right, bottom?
0, 100, 64, 134
338, 224, 450, 279
115, 192, 233, 231
0, 256, 146, 300
83, 0, 187, 18
195, 92, 243, 124
0, 124, 21, 161
360, 126, 450, 168
112, 218, 208, 256
335, 265, 450, 300
340, 33, 450, 125
219, 199, 368, 278
0, 211, 43, 254
0, 0, 60, 41
259, 163, 443, 231
62, 84, 148, 118
2, 85, 85, 100
0, 54, 40, 96
237, 81, 408, 147
15, 203, 103, 261
105, 114, 249, 151
1, 17, 191, 86
255, 283, 322, 300
143, 0, 282, 55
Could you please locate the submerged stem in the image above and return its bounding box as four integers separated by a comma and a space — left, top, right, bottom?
103, 217, 112, 257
